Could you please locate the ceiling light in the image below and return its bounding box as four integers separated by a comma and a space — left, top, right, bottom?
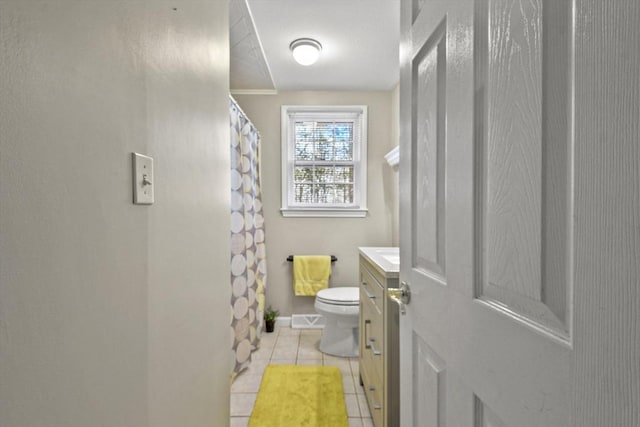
290, 38, 322, 66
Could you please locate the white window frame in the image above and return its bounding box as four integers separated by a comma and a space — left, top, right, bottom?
281, 105, 368, 218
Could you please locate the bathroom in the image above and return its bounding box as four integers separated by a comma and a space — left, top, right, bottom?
2, 1, 638, 426
228, 1, 403, 423
229, 89, 400, 425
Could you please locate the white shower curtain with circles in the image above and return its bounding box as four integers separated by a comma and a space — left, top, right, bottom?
230, 97, 267, 377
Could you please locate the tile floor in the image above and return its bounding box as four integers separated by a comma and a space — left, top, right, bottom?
230, 326, 373, 427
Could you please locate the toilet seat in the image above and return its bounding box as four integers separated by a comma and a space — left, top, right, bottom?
316, 287, 359, 306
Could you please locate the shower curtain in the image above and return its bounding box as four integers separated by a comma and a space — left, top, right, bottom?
230, 97, 267, 376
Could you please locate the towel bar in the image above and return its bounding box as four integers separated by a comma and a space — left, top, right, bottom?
287, 255, 337, 263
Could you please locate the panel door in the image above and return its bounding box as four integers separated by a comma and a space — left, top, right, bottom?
398, 0, 575, 425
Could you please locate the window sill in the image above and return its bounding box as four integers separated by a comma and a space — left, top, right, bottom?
280, 208, 368, 218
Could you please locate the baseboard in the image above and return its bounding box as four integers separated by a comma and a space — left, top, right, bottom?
291, 314, 325, 329
274, 316, 291, 328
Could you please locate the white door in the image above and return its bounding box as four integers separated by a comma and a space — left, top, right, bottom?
397, 0, 615, 425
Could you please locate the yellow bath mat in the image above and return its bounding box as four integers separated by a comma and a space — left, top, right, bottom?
248, 365, 348, 427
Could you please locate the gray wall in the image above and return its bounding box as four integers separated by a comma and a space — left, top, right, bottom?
0, 2, 231, 426
234, 91, 398, 316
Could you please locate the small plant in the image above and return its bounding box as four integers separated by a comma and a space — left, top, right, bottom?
264, 306, 279, 333
264, 306, 279, 322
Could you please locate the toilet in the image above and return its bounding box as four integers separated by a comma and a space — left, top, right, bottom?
314, 287, 360, 357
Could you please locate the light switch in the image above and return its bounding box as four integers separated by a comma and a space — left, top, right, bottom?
132, 153, 154, 204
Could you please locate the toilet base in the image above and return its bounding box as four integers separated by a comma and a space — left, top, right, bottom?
319, 317, 359, 358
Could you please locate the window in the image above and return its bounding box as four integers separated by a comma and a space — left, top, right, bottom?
281, 105, 368, 217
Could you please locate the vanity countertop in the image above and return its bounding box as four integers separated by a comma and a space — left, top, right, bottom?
358, 247, 400, 279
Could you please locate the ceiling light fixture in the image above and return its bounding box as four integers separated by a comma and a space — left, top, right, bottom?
290, 38, 322, 66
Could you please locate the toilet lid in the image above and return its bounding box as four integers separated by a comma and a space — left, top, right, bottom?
316, 287, 359, 306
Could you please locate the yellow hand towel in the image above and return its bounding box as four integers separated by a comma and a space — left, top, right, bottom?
293, 255, 332, 296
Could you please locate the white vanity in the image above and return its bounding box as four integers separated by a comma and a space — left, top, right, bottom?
358, 247, 400, 427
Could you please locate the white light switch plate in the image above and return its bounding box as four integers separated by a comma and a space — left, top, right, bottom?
132, 153, 154, 204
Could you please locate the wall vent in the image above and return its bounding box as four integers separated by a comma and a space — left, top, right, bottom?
291, 314, 325, 329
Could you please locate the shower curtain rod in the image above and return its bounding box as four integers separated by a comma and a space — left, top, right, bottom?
229, 94, 262, 140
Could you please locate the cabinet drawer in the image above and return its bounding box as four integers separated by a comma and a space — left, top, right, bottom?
361, 360, 384, 427
360, 288, 384, 380
360, 263, 384, 315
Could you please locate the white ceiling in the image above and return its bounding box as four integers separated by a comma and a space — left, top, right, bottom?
230, 0, 400, 92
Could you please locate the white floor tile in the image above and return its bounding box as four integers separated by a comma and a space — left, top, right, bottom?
298, 344, 323, 360
268, 359, 296, 365
361, 417, 374, 427
350, 359, 360, 376
348, 418, 364, 427
244, 358, 268, 375
230, 393, 257, 417
296, 359, 322, 366
271, 346, 298, 359
252, 345, 273, 360
342, 373, 356, 394
231, 373, 263, 393
300, 328, 323, 337
300, 334, 322, 348
230, 417, 250, 427
258, 336, 277, 349
344, 394, 361, 418
298, 337, 320, 349
275, 335, 300, 347
357, 393, 372, 418
327, 359, 353, 376
277, 327, 300, 336
323, 354, 349, 365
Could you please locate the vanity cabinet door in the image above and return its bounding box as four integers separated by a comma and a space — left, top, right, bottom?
360, 259, 386, 427
361, 361, 384, 427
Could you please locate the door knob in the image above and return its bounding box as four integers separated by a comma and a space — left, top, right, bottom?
388, 281, 411, 315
